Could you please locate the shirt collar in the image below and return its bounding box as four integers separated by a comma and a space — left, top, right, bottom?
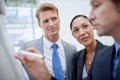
43, 36, 62, 49
115, 41, 120, 53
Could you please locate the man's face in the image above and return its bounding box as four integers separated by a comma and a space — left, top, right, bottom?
38, 10, 60, 38
89, 0, 120, 36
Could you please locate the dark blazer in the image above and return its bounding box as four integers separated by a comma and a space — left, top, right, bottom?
90, 45, 114, 80
20, 36, 77, 80
73, 40, 109, 80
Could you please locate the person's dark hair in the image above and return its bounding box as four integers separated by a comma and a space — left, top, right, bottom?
111, 0, 120, 12
112, 0, 120, 5
70, 15, 92, 30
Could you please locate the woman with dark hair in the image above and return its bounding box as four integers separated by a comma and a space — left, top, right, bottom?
70, 15, 108, 80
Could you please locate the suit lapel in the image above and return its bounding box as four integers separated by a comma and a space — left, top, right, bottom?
95, 40, 106, 52
62, 41, 70, 71
60, 40, 69, 80
37, 36, 44, 54
102, 45, 114, 79
76, 49, 86, 80
61, 40, 75, 80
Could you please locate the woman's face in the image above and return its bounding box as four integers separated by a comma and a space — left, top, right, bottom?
72, 17, 94, 46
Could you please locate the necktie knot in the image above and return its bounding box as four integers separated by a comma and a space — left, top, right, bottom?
52, 43, 58, 50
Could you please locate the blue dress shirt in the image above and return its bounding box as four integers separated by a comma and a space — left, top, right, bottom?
113, 41, 120, 79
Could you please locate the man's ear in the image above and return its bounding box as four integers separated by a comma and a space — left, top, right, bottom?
72, 32, 75, 38
38, 22, 42, 28
116, 3, 120, 13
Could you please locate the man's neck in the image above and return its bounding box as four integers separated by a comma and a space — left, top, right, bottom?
113, 34, 120, 43
45, 35, 59, 43
86, 40, 97, 53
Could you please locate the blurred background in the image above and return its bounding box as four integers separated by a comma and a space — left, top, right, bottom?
3, 0, 114, 51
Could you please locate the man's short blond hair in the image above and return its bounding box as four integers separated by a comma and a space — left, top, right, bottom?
35, 3, 59, 22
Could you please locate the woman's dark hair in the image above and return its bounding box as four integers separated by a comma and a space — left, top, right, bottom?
70, 14, 92, 30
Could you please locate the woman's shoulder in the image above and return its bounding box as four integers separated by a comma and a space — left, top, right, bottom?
76, 48, 86, 59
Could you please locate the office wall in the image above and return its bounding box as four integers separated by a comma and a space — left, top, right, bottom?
35, 0, 114, 50
5, 0, 114, 51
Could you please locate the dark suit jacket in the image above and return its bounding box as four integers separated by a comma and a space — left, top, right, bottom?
90, 45, 115, 80
20, 36, 77, 80
73, 40, 109, 80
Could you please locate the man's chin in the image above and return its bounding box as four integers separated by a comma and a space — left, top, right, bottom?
97, 31, 104, 36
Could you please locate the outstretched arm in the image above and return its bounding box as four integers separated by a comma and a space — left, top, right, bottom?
16, 48, 52, 80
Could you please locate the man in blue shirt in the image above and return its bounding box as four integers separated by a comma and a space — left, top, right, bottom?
89, 0, 120, 80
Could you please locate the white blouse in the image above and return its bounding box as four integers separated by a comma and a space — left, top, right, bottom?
82, 64, 88, 79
